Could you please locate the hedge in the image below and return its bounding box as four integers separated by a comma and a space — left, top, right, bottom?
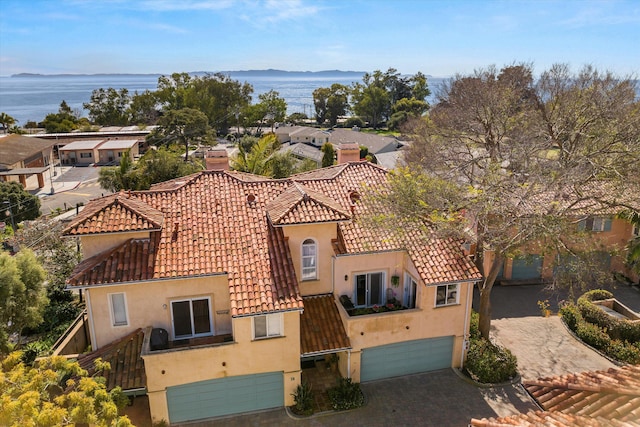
560, 289, 640, 364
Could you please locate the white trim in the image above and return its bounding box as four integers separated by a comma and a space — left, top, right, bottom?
252, 313, 284, 339
301, 238, 318, 281
403, 273, 418, 309
435, 283, 460, 307
108, 292, 129, 327
86, 290, 97, 351
170, 296, 214, 340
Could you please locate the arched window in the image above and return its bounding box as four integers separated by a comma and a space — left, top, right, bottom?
301, 238, 317, 280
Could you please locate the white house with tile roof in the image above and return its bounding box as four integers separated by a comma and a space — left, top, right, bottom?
63, 155, 481, 424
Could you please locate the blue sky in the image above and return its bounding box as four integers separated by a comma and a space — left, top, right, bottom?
1, 0, 639, 77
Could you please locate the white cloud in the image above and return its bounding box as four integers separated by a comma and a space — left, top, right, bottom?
559, 3, 640, 28
138, 0, 235, 12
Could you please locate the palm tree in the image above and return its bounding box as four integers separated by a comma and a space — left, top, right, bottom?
0, 112, 17, 134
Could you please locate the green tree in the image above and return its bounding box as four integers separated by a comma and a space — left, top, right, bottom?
257, 90, 287, 133
128, 90, 160, 125
41, 101, 79, 133
351, 79, 389, 129
231, 133, 280, 176
0, 250, 48, 352
384, 64, 640, 339
98, 147, 202, 191
286, 112, 308, 125
312, 87, 330, 124
0, 181, 41, 227
321, 142, 335, 167
325, 84, 350, 127
0, 352, 132, 426
83, 88, 131, 126
0, 112, 17, 134
153, 107, 213, 161
14, 219, 82, 338
155, 72, 193, 111
619, 210, 640, 278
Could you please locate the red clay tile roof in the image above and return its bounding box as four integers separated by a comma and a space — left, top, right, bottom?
470, 410, 638, 427
63, 192, 164, 236
300, 295, 351, 356
65, 162, 481, 316
523, 365, 640, 424
267, 182, 351, 225
76, 328, 146, 392
67, 238, 157, 286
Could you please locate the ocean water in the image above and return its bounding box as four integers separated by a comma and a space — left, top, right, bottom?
0, 73, 445, 125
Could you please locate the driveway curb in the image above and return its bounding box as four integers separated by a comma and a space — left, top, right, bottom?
451, 367, 521, 388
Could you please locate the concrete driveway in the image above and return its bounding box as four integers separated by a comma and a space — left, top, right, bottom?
490, 316, 615, 380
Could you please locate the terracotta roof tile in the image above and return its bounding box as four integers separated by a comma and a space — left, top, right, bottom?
470, 410, 638, 427
300, 295, 351, 356
523, 365, 640, 424
63, 192, 164, 236
68, 237, 157, 286
267, 182, 351, 225
66, 162, 481, 318
76, 328, 146, 391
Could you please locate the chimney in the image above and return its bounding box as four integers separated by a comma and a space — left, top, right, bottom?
337, 142, 360, 164
205, 148, 229, 171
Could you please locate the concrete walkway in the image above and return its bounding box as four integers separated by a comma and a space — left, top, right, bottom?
174, 370, 537, 427
491, 315, 616, 380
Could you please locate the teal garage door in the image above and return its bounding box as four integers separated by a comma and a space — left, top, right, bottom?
511, 255, 543, 280
166, 372, 284, 423
360, 336, 454, 382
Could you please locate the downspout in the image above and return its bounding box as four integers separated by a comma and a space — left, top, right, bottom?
347, 350, 351, 379
460, 282, 471, 368
85, 289, 98, 351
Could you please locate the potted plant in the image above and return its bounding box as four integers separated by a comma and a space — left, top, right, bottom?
391, 275, 400, 288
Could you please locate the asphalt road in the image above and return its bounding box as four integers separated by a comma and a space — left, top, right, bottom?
36, 165, 112, 214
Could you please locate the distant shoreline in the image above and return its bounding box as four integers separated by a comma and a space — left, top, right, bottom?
9, 69, 371, 78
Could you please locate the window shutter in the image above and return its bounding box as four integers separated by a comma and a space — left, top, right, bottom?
603, 218, 612, 232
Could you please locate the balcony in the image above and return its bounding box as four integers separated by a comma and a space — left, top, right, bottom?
143, 327, 234, 354
339, 295, 410, 317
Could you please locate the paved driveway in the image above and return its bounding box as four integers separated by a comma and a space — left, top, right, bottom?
478, 283, 640, 380
490, 316, 615, 380
175, 370, 537, 427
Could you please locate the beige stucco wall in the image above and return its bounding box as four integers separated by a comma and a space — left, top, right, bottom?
143, 311, 301, 423
333, 251, 472, 381
333, 251, 406, 301
86, 274, 231, 349
284, 222, 337, 296
79, 231, 151, 259
483, 217, 635, 281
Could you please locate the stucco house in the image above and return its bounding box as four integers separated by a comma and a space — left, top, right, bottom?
62, 145, 481, 424
0, 134, 54, 189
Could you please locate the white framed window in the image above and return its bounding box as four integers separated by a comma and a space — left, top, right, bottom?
301, 238, 317, 280
80, 152, 92, 158
354, 271, 385, 307
403, 274, 418, 309
435, 284, 459, 307
253, 313, 283, 339
117, 151, 123, 157
170, 297, 213, 339
109, 293, 128, 327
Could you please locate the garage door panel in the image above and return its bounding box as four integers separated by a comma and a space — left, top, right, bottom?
361, 337, 453, 382
167, 372, 283, 423
511, 255, 543, 280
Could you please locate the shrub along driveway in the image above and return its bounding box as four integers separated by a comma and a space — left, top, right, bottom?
479, 284, 640, 380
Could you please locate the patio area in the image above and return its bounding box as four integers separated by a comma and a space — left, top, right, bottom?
300, 358, 342, 413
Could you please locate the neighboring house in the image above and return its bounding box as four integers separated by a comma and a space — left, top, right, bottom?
489, 214, 638, 285
275, 125, 331, 147
278, 142, 323, 166
96, 139, 140, 165
62, 148, 481, 424
471, 365, 640, 426
0, 134, 54, 189
59, 139, 106, 166
328, 128, 399, 155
